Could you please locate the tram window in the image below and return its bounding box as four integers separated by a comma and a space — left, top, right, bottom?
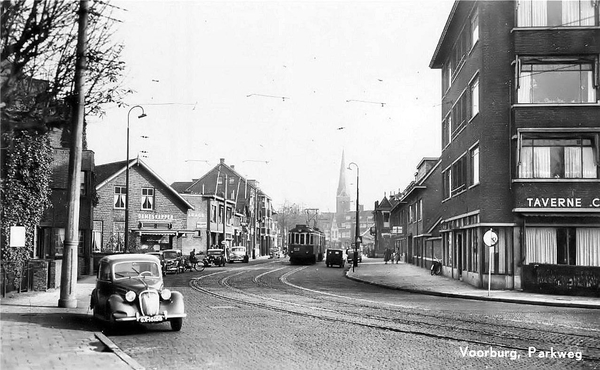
300, 234, 305, 244
309, 235, 314, 245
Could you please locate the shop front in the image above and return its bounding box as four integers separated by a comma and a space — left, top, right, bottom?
514, 193, 600, 296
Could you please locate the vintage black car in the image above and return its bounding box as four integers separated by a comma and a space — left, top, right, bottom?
325, 249, 345, 268
162, 249, 184, 274
90, 254, 186, 331
203, 248, 226, 267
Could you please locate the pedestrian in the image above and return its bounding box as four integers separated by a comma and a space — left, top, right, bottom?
384, 248, 391, 264
394, 249, 400, 264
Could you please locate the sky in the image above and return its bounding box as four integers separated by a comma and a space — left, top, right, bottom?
87, 0, 456, 213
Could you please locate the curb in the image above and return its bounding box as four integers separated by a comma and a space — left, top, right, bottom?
345, 274, 600, 310
95, 332, 146, 370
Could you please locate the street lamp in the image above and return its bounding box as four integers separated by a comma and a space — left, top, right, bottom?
348, 162, 359, 272
125, 105, 147, 253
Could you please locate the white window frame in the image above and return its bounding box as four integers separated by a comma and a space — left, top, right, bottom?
114, 186, 126, 209
141, 187, 154, 210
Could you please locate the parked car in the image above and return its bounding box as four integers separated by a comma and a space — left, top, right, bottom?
203, 248, 226, 267
346, 249, 362, 264
90, 254, 186, 331
269, 247, 282, 258
163, 249, 184, 274
326, 249, 345, 268
145, 251, 166, 275
229, 246, 249, 263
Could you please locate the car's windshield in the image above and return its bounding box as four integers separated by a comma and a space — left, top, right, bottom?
208, 250, 222, 255
163, 251, 178, 259
113, 261, 161, 279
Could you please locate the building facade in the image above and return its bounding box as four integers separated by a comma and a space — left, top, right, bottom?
428, 0, 600, 293
173, 158, 276, 259
36, 128, 95, 287
93, 158, 194, 264
389, 158, 443, 268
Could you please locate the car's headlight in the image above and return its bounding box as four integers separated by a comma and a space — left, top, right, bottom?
161, 289, 172, 300
125, 290, 136, 302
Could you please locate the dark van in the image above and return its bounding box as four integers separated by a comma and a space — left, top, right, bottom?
325, 249, 345, 268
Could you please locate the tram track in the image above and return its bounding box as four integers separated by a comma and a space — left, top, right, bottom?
189, 265, 600, 363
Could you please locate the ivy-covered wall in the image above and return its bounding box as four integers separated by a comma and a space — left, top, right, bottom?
1, 130, 53, 287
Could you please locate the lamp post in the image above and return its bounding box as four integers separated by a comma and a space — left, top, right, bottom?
348, 162, 359, 272
125, 105, 147, 253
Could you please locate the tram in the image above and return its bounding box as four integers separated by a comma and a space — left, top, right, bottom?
287, 224, 325, 264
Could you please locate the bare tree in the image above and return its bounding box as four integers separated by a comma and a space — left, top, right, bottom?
1, 0, 131, 133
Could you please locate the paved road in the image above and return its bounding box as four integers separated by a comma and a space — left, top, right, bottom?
105, 259, 600, 370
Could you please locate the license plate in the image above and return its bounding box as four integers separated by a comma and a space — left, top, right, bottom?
294, 247, 299, 251
138, 315, 164, 323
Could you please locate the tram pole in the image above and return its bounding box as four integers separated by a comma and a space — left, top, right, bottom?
348, 162, 360, 272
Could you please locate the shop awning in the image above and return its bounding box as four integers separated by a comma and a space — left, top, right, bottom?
135, 230, 177, 235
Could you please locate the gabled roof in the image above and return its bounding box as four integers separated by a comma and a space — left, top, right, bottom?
170, 181, 194, 193
95, 158, 194, 210
376, 196, 393, 210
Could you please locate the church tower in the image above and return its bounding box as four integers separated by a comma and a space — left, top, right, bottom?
336, 150, 350, 215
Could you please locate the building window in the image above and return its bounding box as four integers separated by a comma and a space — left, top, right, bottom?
141, 187, 154, 210
111, 222, 125, 252
517, 57, 597, 104
80, 171, 87, 196
114, 186, 126, 209
418, 199, 423, 221
452, 93, 468, 136
525, 227, 600, 266
470, 10, 479, 47
469, 76, 479, 118
451, 155, 467, 194
93, 221, 103, 252
443, 62, 452, 92
470, 145, 480, 186
211, 204, 217, 222
409, 205, 414, 223
442, 114, 451, 148
442, 170, 451, 200
517, 0, 597, 27
518, 133, 599, 179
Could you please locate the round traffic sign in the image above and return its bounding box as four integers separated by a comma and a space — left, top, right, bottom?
483, 229, 498, 247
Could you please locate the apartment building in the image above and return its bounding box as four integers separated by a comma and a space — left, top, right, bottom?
429, 0, 599, 294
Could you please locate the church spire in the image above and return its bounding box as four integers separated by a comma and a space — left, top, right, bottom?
336, 150, 350, 215
337, 150, 347, 197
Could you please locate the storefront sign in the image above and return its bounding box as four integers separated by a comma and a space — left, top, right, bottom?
137, 213, 174, 220
525, 197, 600, 209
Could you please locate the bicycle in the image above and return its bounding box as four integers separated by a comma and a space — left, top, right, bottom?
430, 258, 442, 275
183, 256, 205, 272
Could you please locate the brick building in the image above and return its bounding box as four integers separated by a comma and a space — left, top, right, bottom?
172, 158, 276, 259
93, 158, 194, 262
428, 0, 600, 293
389, 158, 443, 268
35, 127, 95, 288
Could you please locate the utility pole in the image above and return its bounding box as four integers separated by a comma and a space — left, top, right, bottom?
59, 0, 88, 308
222, 173, 228, 261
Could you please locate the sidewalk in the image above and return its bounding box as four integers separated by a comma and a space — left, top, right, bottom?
347, 259, 600, 309
0, 275, 143, 370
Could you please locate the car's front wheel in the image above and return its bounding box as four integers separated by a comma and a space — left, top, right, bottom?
170, 318, 183, 331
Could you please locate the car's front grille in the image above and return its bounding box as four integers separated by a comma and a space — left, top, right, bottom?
139, 290, 160, 316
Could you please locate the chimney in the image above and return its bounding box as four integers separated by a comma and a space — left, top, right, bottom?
220, 158, 225, 164
231, 165, 235, 170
